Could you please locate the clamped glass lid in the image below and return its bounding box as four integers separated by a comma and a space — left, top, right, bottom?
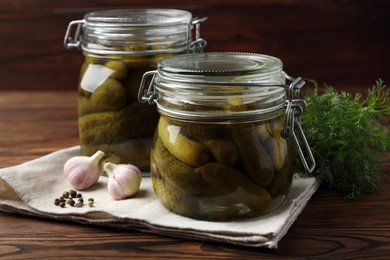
64, 9, 207, 54
139, 52, 287, 109
157, 52, 284, 83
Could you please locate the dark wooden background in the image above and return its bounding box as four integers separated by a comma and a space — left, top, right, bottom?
0, 0, 389, 91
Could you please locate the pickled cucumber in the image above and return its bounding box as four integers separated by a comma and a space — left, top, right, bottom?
177, 121, 223, 140
261, 137, 288, 171
152, 175, 200, 218
202, 139, 239, 165
158, 117, 210, 167
196, 163, 273, 213
90, 78, 127, 111
78, 78, 127, 115
266, 148, 293, 197
266, 166, 293, 197
256, 122, 272, 140
229, 124, 275, 186
79, 109, 130, 144
105, 61, 128, 80
196, 163, 240, 194
153, 137, 205, 195
261, 118, 289, 171
79, 101, 158, 144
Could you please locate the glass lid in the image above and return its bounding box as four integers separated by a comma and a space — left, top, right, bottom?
158, 52, 283, 77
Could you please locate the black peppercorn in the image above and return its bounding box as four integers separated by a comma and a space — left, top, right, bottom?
69, 190, 77, 198
63, 191, 70, 198
66, 198, 75, 206
75, 201, 83, 208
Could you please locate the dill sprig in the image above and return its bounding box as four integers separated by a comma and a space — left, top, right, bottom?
297, 79, 389, 199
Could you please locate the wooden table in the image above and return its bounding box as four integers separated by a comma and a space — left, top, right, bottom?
0, 91, 389, 259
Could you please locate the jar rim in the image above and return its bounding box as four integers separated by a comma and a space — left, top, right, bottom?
84, 9, 192, 27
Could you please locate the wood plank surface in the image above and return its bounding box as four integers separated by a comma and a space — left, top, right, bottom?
0, 0, 389, 91
0, 90, 389, 259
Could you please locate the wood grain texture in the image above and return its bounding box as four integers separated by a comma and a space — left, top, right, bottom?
0, 90, 389, 259
0, 0, 389, 91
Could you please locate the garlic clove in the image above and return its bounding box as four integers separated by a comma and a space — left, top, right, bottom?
107, 174, 128, 200
104, 162, 142, 200
64, 150, 105, 190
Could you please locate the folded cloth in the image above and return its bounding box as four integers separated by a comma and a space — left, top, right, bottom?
0, 146, 320, 249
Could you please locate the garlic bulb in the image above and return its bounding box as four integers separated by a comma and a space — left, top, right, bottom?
103, 162, 142, 200
63, 150, 105, 190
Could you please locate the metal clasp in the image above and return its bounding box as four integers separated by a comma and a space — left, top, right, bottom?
189, 17, 207, 53
282, 74, 316, 174
64, 19, 85, 49
138, 70, 158, 105
292, 116, 316, 174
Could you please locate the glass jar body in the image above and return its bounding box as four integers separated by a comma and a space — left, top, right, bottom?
151, 113, 293, 221
66, 9, 207, 169
78, 52, 181, 169
140, 52, 313, 221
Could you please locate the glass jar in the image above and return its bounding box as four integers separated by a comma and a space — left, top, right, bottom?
64, 9, 206, 170
139, 52, 315, 221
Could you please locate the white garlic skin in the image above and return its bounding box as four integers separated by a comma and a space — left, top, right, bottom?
104, 162, 142, 200
63, 150, 105, 190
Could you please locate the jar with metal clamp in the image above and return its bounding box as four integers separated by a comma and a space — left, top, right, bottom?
64, 9, 207, 170
139, 52, 315, 221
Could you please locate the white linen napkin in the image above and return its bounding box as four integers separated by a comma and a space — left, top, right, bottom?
0, 146, 319, 248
